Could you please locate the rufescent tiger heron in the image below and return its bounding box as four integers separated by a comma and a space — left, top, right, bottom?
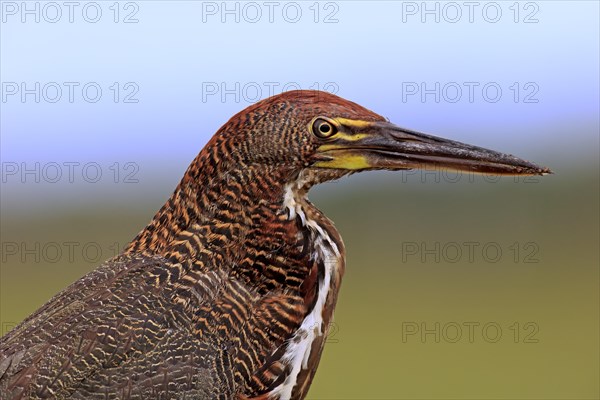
0, 91, 550, 399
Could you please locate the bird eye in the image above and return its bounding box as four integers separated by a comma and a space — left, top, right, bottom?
311, 117, 338, 139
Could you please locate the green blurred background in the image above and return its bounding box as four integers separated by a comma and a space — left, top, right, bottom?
1, 156, 598, 399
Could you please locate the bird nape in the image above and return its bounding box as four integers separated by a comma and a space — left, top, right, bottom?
0, 90, 551, 400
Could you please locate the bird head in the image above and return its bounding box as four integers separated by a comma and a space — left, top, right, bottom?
201, 90, 550, 191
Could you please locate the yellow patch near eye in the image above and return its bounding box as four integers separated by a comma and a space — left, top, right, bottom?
314, 154, 371, 170
317, 144, 344, 151
335, 118, 374, 129
334, 132, 370, 141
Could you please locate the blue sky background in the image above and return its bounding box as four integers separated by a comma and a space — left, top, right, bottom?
1, 0, 599, 211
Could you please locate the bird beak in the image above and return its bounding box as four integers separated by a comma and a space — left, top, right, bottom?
314, 120, 552, 175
